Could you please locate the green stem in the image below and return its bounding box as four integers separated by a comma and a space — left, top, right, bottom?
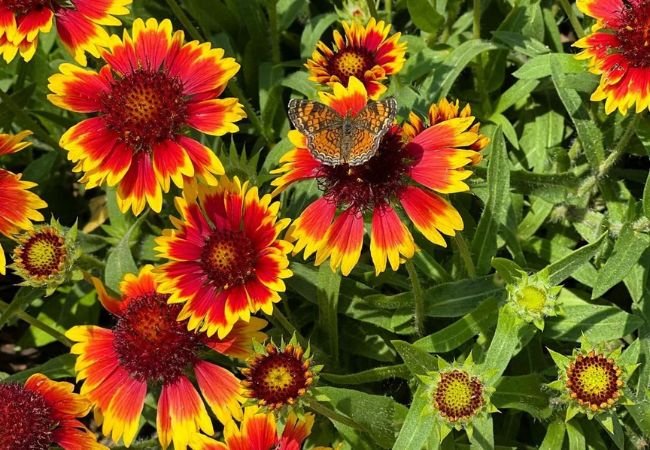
365, 0, 378, 18
165, 0, 204, 41
265, 308, 308, 347
576, 114, 641, 198
227, 80, 270, 144
473, 0, 481, 39
405, 260, 425, 336
384, 0, 392, 22
321, 364, 409, 385
0, 300, 72, 347
453, 233, 476, 279
306, 397, 365, 431
267, 0, 281, 66
559, 0, 585, 38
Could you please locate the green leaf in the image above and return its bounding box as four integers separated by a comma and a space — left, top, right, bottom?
3, 354, 75, 382
300, 13, 338, 58
493, 374, 550, 419
317, 265, 341, 364
644, 171, 650, 218
539, 419, 566, 450
544, 290, 643, 342
542, 232, 607, 285
105, 212, 148, 292
469, 414, 494, 450
392, 340, 438, 376
513, 53, 584, 80
315, 386, 408, 448
592, 226, 650, 298
393, 385, 436, 450
490, 79, 540, 116
423, 39, 498, 100
551, 60, 605, 167
491, 258, 524, 284
414, 298, 499, 352
472, 129, 510, 275
0, 288, 42, 330
407, 0, 445, 34
482, 306, 530, 384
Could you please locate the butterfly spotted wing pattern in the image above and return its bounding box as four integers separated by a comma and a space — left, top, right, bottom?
287, 98, 397, 166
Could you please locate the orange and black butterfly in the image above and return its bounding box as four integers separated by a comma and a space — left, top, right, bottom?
287, 97, 397, 166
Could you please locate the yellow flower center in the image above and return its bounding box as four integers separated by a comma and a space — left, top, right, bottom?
576, 365, 610, 397
26, 240, 59, 273
263, 366, 295, 390
206, 241, 237, 273
200, 230, 256, 289
517, 286, 546, 314
14, 227, 67, 279
565, 352, 623, 411
434, 370, 484, 422
336, 52, 367, 77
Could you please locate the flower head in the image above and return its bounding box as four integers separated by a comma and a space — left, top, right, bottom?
12, 218, 80, 295
242, 338, 318, 410
189, 407, 315, 450
307, 18, 406, 99
65, 265, 267, 449
0, 0, 131, 65
574, 0, 650, 114
505, 269, 561, 329
548, 342, 637, 420
0, 373, 106, 450
155, 176, 292, 339
0, 130, 47, 275
420, 357, 497, 438
48, 18, 245, 214
273, 80, 486, 275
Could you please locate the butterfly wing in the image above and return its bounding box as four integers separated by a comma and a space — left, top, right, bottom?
343, 97, 397, 166
288, 99, 345, 166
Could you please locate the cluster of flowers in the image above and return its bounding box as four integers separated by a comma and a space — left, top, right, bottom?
0, 0, 646, 447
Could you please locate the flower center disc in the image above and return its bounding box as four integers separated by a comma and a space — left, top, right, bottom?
113, 294, 201, 383
567, 354, 621, 408
201, 230, 256, 289
616, 1, 650, 67
20, 230, 66, 278
101, 69, 188, 151
3, 0, 50, 17
434, 370, 484, 421
330, 49, 372, 81
0, 383, 56, 450
518, 286, 546, 314
250, 352, 307, 406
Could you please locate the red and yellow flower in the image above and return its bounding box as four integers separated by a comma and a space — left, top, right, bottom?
155, 176, 292, 339
0, 131, 47, 275
272, 78, 486, 275
307, 17, 406, 99
0, 0, 131, 65
48, 17, 245, 215
0, 373, 106, 449
65, 265, 267, 449
189, 407, 314, 450
574, 0, 650, 114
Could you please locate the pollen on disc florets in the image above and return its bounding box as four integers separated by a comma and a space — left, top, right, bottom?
433, 369, 486, 423
112, 293, 203, 384
506, 271, 561, 328
615, 0, 650, 68
3, 0, 50, 17
0, 383, 55, 450
200, 229, 257, 290
318, 126, 414, 213
565, 350, 624, 412
241, 341, 317, 410
11, 221, 79, 294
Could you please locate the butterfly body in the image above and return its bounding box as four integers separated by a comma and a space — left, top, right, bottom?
288, 97, 397, 166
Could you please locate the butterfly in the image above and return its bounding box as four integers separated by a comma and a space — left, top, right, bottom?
287, 97, 397, 166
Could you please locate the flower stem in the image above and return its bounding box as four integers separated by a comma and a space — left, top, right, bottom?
165, 0, 204, 41
559, 0, 585, 38
266, 0, 281, 66
365, 0, 378, 18
321, 364, 409, 385
385, 0, 392, 22
453, 233, 476, 279
306, 396, 365, 431
576, 114, 641, 198
266, 307, 308, 347
473, 0, 481, 39
405, 260, 426, 336
0, 300, 72, 347
227, 80, 271, 144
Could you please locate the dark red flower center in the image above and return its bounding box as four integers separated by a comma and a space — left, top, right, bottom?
100, 69, 188, 152
201, 229, 256, 289
328, 49, 374, 83
318, 126, 413, 212
244, 345, 312, 409
3, 0, 50, 17
566, 352, 623, 411
113, 293, 202, 384
0, 383, 56, 450
616, 0, 650, 67
16, 228, 67, 278
434, 370, 484, 422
